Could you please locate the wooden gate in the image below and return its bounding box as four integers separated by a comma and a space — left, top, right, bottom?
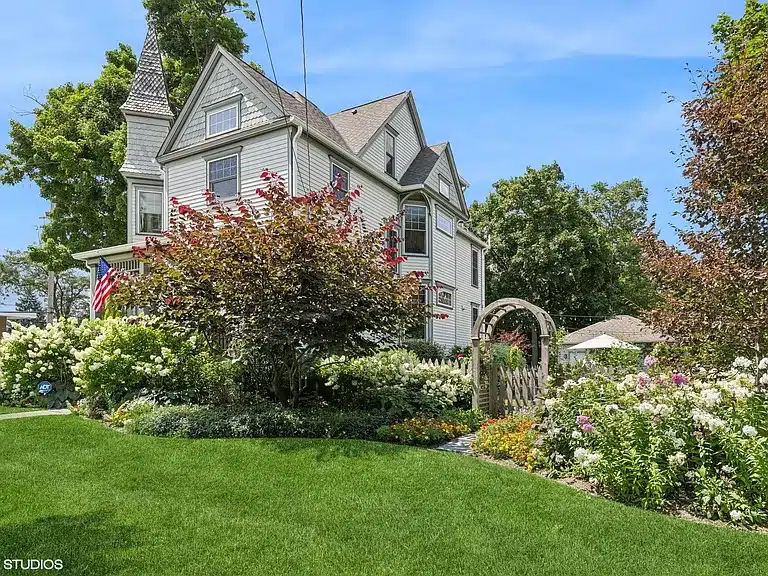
471, 298, 556, 416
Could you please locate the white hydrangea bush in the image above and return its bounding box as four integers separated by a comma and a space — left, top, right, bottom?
72, 318, 207, 402
319, 349, 472, 414
541, 357, 768, 526
0, 318, 102, 403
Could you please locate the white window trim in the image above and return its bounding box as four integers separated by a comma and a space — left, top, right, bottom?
385, 128, 397, 177
471, 246, 480, 288
403, 203, 428, 257
206, 153, 240, 201
136, 186, 163, 236
436, 208, 454, 238
436, 286, 454, 310
330, 160, 350, 196
438, 175, 451, 198
205, 101, 240, 138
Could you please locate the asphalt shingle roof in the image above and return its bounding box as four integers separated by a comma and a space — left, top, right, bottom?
562, 315, 668, 346
328, 92, 409, 154
228, 57, 351, 151
121, 21, 173, 118
399, 143, 446, 186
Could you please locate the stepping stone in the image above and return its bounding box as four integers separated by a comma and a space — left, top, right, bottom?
436, 433, 476, 455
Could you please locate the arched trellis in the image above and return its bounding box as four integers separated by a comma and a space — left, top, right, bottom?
471, 298, 556, 415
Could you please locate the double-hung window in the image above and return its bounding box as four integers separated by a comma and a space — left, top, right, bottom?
331, 163, 349, 199
471, 247, 480, 288
404, 204, 427, 255
208, 155, 239, 199
471, 303, 480, 328
206, 102, 239, 137
385, 129, 396, 177
138, 189, 163, 234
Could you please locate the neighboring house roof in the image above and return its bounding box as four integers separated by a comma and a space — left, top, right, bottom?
328, 92, 409, 154
562, 315, 667, 346
0, 311, 38, 320
399, 143, 446, 186
120, 20, 173, 118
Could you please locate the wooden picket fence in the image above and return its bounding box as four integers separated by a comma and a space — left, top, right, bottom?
418, 358, 541, 412
419, 357, 472, 376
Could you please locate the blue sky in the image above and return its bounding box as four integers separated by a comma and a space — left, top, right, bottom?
0, 0, 746, 252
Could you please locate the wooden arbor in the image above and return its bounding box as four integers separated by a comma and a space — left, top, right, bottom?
471, 298, 556, 415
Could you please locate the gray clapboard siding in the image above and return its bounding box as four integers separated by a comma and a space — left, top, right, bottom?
165, 129, 290, 211
295, 135, 399, 231
431, 202, 457, 349
360, 102, 421, 180
454, 232, 483, 346
171, 60, 277, 152
425, 150, 462, 213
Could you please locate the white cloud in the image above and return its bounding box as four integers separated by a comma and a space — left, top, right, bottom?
304, 0, 741, 74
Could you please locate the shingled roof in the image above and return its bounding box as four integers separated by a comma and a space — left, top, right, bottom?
226, 55, 351, 152
121, 21, 173, 118
328, 92, 409, 154
562, 315, 668, 346
399, 143, 446, 186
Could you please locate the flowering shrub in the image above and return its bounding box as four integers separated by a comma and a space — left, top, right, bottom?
318, 349, 472, 415
72, 318, 213, 406
472, 415, 540, 469
0, 318, 102, 404
107, 397, 157, 428
540, 358, 768, 526
376, 417, 470, 445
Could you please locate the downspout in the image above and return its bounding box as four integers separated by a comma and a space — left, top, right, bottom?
290, 124, 303, 197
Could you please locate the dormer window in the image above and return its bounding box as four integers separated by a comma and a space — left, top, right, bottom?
206, 102, 240, 137
385, 129, 396, 177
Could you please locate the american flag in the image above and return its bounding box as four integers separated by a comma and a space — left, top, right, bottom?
93, 257, 117, 312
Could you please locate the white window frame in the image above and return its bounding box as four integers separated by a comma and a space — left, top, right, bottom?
436, 209, 454, 237
403, 204, 428, 256
206, 101, 240, 138
438, 175, 451, 198
436, 287, 454, 310
206, 153, 240, 200
136, 187, 164, 235
330, 161, 350, 199
471, 246, 480, 288
385, 128, 396, 177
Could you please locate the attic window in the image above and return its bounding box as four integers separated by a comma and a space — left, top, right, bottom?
385, 129, 396, 177
206, 102, 239, 137
439, 176, 451, 198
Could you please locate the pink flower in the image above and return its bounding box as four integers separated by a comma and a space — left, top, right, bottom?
672, 373, 688, 386
643, 355, 658, 369
637, 372, 651, 387
581, 423, 595, 433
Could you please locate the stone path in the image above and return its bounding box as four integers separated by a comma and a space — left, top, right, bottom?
0, 409, 71, 421
436, 433, 476, 455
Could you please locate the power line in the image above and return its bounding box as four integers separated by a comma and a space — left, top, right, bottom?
254, 0, 305, 194
299, 0, 311, 185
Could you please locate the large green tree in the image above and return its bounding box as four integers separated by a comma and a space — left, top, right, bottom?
469, 163, 651, 327
0, 0, 255, 262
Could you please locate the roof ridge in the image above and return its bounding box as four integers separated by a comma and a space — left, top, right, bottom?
330, 91, 409, 116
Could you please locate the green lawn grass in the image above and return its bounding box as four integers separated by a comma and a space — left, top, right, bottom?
0, 405, 40, 415
1, 416, 766, 576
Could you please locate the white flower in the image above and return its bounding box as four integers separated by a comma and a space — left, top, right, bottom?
742, 425, 758, 437
733, 357, 752, 370
571, 430, 582, 439
636, 402, 655, 414
667, 452, 686, 467
730, 510, 743, 522
544, 398, 556, 409
605, 404, 619, 414
759, 357, 768, 371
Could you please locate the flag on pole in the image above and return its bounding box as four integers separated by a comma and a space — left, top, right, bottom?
93, 257, 117, 312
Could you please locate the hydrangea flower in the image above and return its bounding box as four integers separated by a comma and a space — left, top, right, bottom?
742, 425, 758, 437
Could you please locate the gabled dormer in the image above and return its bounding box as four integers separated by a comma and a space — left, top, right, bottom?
120, 19, 174, 244
400, 142, 468, 218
